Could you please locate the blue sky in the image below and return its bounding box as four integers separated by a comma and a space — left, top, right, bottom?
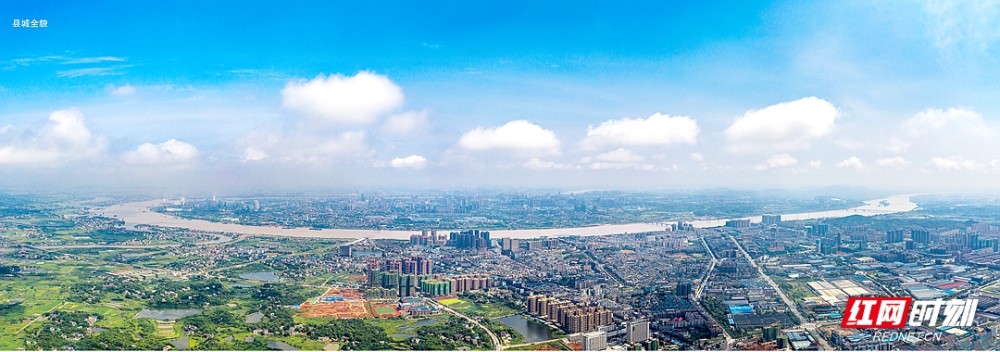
2, 1, 1000, 192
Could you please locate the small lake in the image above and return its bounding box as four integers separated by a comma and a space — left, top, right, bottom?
246, 312, 264, 324
239, 271, 282, 283
266, 341, 298, 350
494, 315, 553, 343
412, 318, 436, 327
135, 308, 202, 320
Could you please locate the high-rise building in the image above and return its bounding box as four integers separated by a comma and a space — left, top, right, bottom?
725, 219, 751, 228
582, 331, 608, 351
807, 224, 829, 235
626, 320, 650, 344
886, 230, 905, 243
526, 294, 613, 333
449, 230, 492, 250
762, 214, 782, 226
762, 324, 779, 342
912, 229, 932, 244
676, 281, 693, 297
501, 237, 520, 255
339, 245, 352, 257
420, 280, 451, 297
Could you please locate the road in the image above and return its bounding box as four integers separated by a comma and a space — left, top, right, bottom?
695, 236, 718, 300
429, 300, 502, 351
502, 338, 562, 350
15, 301, 66, 334
693, 235, 733, 348
729, 233, 832, 350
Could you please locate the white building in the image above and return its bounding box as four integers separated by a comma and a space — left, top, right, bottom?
626, 319, 650, 344
582, 331, 608, 351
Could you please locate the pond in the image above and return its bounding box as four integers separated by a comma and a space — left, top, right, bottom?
412, 318, 437, 327
246, 312, 264, 324
239, 271, 282, 283
266, 341, 298, 350
494, 314, 554, 343
135, 309, 202, 320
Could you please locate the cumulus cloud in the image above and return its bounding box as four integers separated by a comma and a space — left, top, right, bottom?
281, 71, 403, 124
725, 97, 838, 153
903, 107, 992, 136
928, 156, 983, 171
837, 156, 865, 170
596, 148, 644, 163
123, 139, 199, 165
389, 154, 427, 169
380, 110, 428, 136
523, 158, 572, 170
106, 84, 136, 97
0, 108, 106, 165
582, 113, 699, 149
876, 156, 910, 168
242, 147, 268, 162
753, 154, 798, 171
457, 120, 560, 155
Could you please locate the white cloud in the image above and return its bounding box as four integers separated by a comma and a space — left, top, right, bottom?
690, 152, 704, 162
0, 108, 106, 165
928, 156, 983, 171
62, 56, 126, 64
596, 148, 644, 163
380, 110, 428, 136
240, 131, 372, 165
123, 139, 199, 165
923, 1, 1000, 50
753, 154, 798, 171
389, 154, 427, 169
903, 107, 991, 136
242, 147, 268, 162
808, 160, 822, 169
281, 71, 403, 124
837, 156, 865, 170
588, 162, 654, 171
582, 113, 699, 148
312, 131, 371, 159
524, 158, 572, 170
876, 156, 910, 168
883, 137, 910, 154
56, 66, 126, 78
106, 84, 136, 97
457, 120, 560, 155
725, 97, 838, 153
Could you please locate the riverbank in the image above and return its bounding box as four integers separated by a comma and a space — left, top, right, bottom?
97, 195, 918, 240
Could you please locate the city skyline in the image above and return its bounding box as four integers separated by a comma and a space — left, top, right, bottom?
2, 1, 1000, 192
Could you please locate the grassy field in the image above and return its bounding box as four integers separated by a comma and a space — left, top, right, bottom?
439, 297, 518, 319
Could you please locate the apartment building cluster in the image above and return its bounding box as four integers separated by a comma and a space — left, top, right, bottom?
527, 294, 614, 333
366, 256, 491, 298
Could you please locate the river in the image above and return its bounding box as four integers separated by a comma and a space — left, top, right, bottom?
97, 194, 918, 240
